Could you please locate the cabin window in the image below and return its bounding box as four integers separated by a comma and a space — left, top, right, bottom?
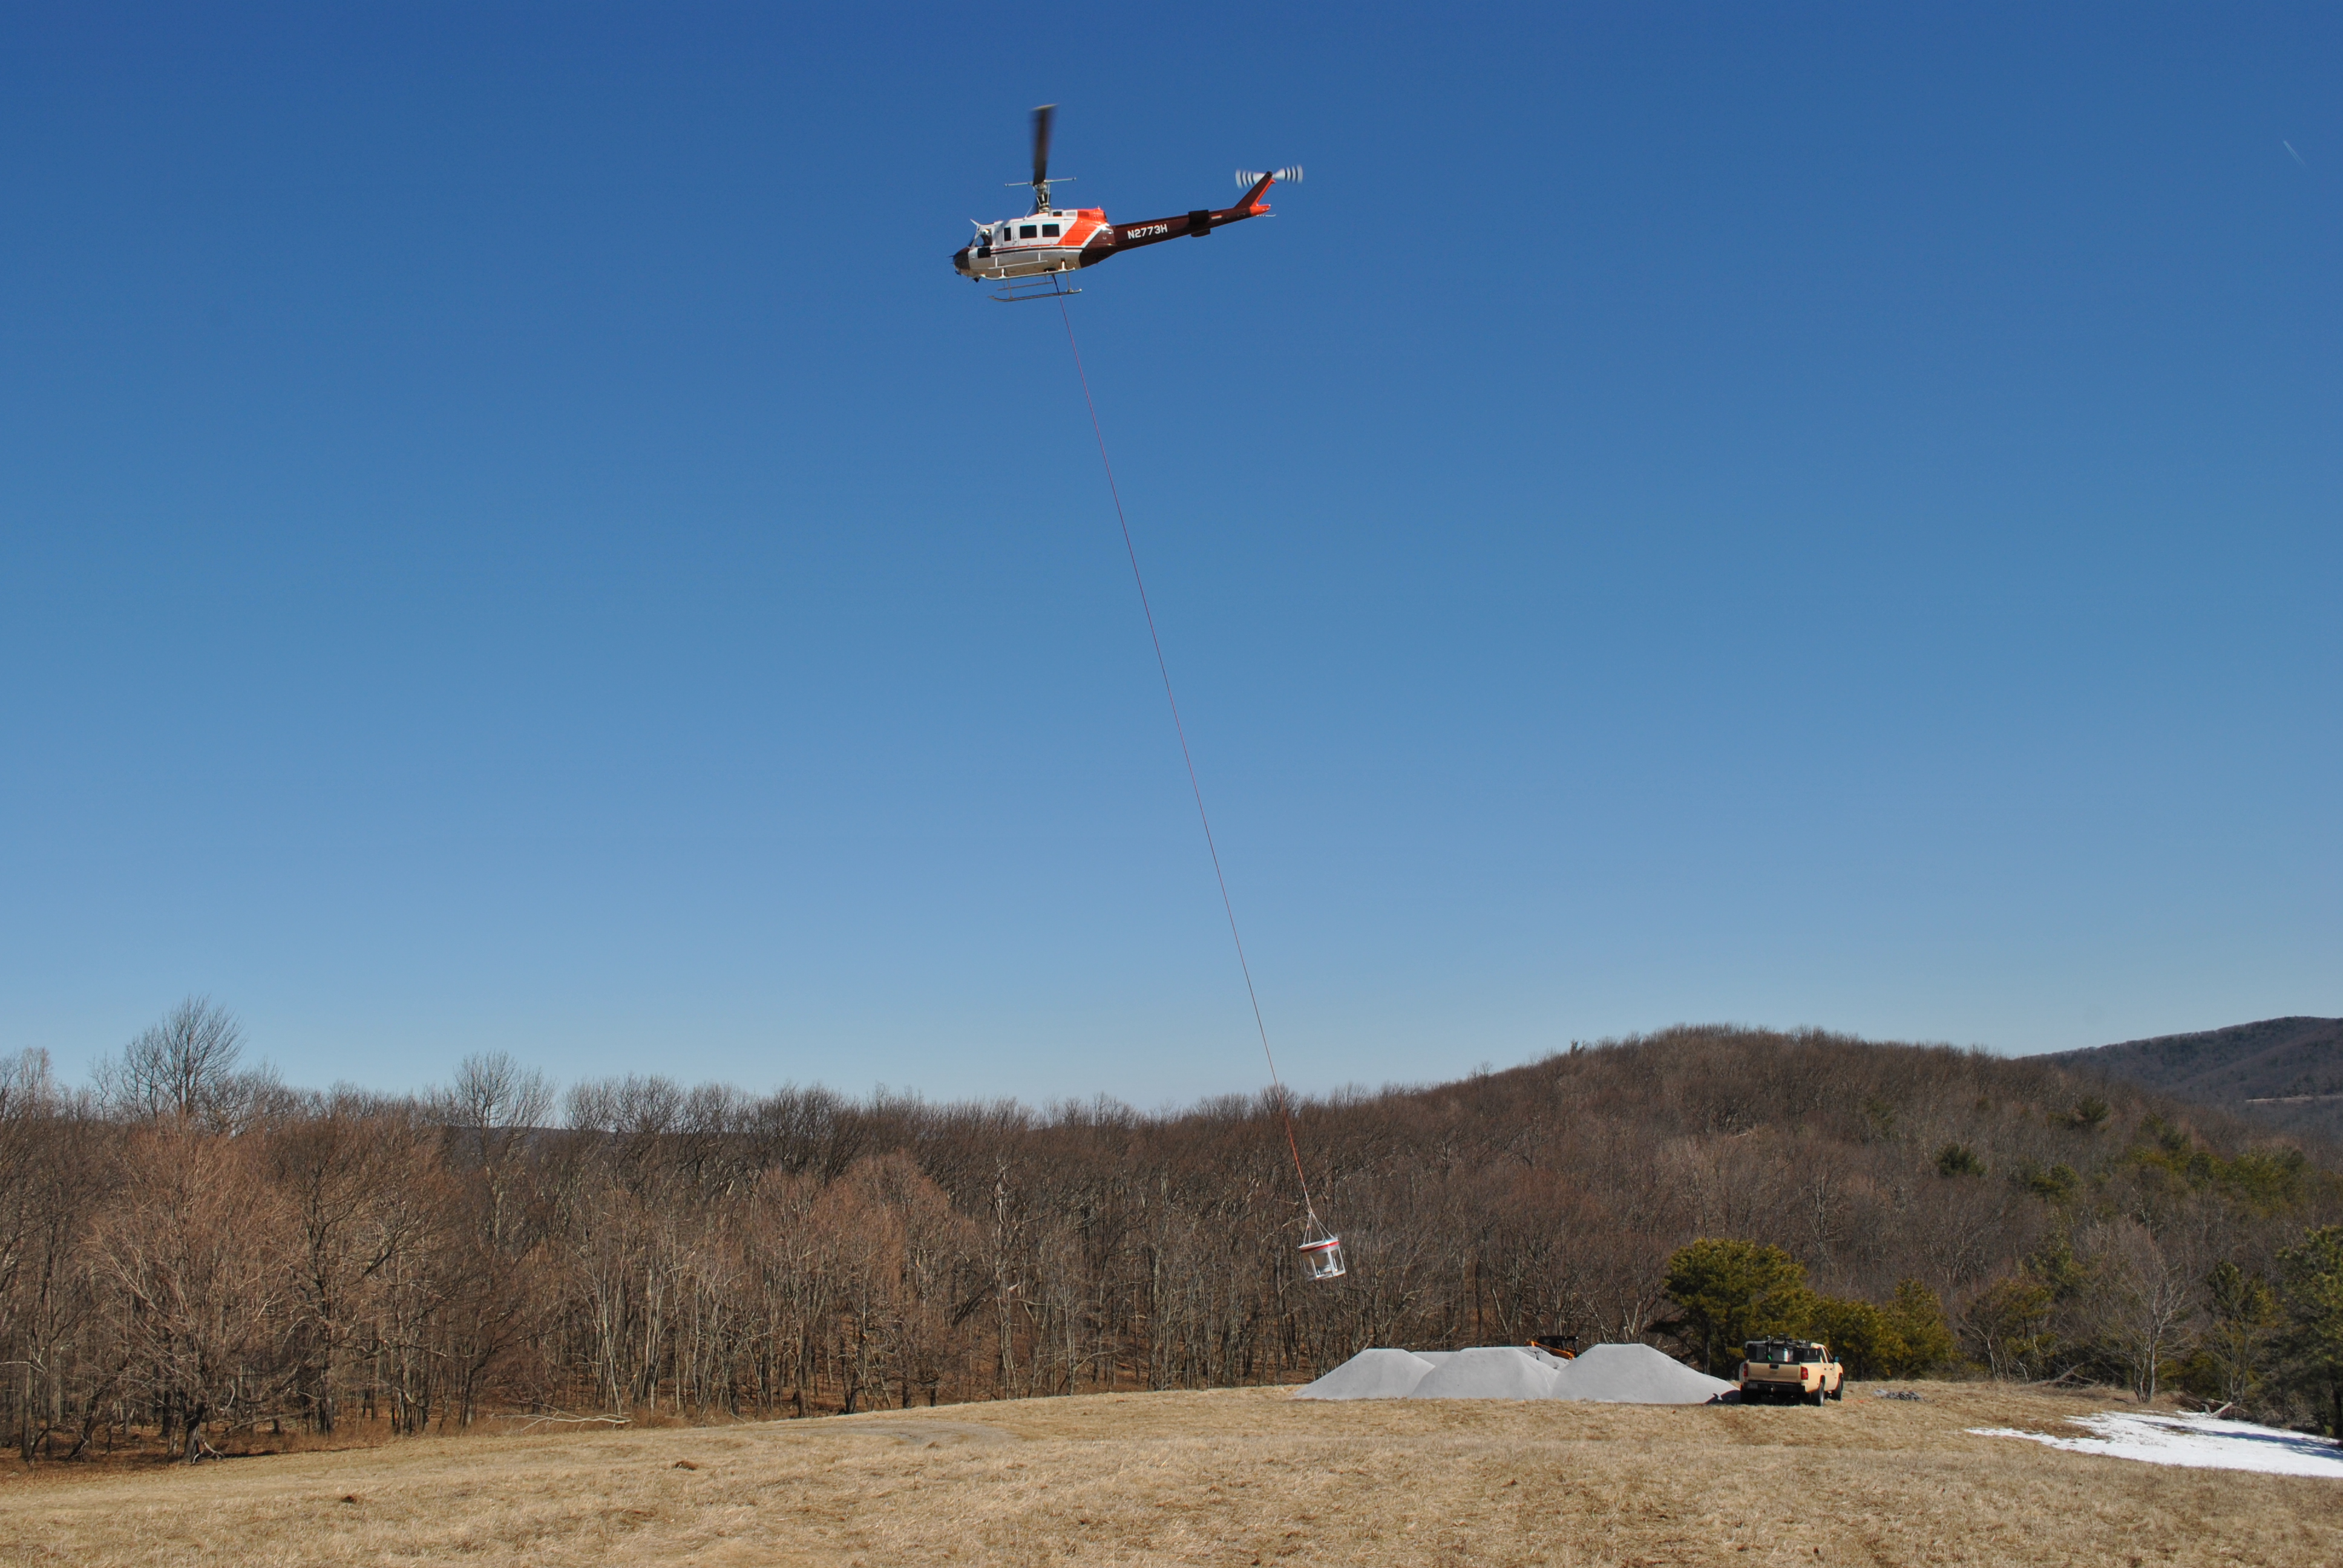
1041, 223, 1061, 238
1020, 224, 1038, 239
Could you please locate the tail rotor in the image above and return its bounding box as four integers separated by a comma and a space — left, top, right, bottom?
1235, 166, 1304, 187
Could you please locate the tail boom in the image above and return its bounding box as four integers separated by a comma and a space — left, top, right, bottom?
1084, 174, 1281, 266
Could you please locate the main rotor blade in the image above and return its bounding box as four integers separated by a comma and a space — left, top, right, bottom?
1031, 103, 1055, 188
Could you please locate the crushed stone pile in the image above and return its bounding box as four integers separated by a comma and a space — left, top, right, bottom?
1293, 1342, 1735, 1405
1550, 1343, 1737, 1404
1287, 1348, 1436, 1400
1409, 1347, 1563, 1400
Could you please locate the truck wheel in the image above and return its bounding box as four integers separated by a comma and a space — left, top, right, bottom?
1804, 1387, 1823, 1406
1828, 1381, 1843, 1402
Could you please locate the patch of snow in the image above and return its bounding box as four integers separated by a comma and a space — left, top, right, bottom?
1970, 1411, 2343, 1478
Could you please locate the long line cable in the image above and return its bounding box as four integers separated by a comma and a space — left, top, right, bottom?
1056, 296, 1322, 1227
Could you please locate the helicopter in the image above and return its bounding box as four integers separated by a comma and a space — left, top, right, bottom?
953, 105, 1300, 301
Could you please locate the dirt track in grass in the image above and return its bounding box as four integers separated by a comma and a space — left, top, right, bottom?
4, 1382, 2339, 1566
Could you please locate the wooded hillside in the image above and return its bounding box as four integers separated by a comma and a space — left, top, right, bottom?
2046, 1016, 2343, 1142
4, 1004, 2339, 1463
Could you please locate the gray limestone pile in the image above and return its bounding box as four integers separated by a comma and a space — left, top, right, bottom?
1408, 1346, 1562, 1400
1548, 1342, 1736, 1403
1292, 1341, 1735, 1405
1285, 1347, 1437, 1400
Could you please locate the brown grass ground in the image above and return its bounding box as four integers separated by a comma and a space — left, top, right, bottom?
3, 1382, 2338, 1566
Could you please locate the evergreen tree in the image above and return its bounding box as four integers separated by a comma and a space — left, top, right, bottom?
1882, 1279, 1956, 1375
1662, 1240, 1810, 1374
2276, 1227, 2343, 1438
2197, 1261, 2278, 1409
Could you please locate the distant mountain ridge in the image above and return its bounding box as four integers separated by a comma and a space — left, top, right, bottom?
2043, 1016, 2343, 1140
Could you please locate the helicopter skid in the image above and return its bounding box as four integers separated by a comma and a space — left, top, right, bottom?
988, 270, 1083, 303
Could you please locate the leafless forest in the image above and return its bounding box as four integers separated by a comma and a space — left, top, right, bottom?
3, 1002, 2336, 1463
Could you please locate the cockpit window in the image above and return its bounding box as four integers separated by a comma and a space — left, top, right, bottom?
1041, 223, 1061, 238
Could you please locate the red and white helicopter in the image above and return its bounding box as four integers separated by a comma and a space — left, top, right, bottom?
953, 106, 1300, 301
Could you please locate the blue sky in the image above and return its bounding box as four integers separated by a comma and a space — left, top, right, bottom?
4, 4, 2337, 1106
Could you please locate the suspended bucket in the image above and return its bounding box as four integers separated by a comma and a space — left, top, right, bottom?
1299, 1233, 1346, 1281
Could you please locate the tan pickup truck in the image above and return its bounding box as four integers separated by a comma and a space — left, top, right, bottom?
1738, 1338, 1844, 1404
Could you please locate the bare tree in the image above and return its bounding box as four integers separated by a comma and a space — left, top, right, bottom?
267, 1099, 437, 1433
100, 998, 246, 1126
2082, 1219, 2198, 1400
87, 1128, 296, 1460
436, 1052, 554, 1255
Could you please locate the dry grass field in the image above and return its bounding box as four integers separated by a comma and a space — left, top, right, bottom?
4, 1382, 2339, 1567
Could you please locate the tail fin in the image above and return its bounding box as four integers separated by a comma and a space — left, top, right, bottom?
1233, 167, 1300, 212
